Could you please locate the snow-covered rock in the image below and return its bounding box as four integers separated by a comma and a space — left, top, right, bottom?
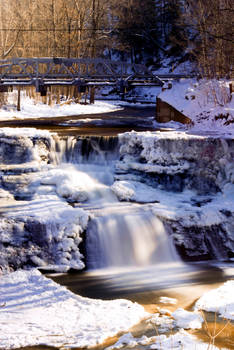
0, 196, 89, 273
118, 130, 234, 194
172, 308, 203, 329
111, 180, 159, 203
106, 329, 222, 350
0, 128, 55, 165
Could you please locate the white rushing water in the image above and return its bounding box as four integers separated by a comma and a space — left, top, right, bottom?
86, 206, 179, 269
54, 136, 182, 271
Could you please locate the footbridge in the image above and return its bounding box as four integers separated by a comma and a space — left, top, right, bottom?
0, 57, 195, 94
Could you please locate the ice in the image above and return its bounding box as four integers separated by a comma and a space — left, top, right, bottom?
40, 164, 116, 203
111, 180, 160, 203
159, 296, 178, 305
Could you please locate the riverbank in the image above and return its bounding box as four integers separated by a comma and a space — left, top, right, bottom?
1, 268, 234, 349
0, 79, 233, 137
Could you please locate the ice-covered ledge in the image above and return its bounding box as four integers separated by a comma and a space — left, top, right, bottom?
0, 128, 90, 273
117, 130, 234, 194
115, 130, 234, 261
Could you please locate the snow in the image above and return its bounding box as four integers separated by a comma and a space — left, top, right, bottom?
0, 269, 148, 349
111, 180, 160, 203
0, 92, 122, 121
106, 332, 151, 349
159, 296, 178, 305
105, 329, 222, 350
40, 164, 116, 203
158, 79, 234, 136
172, 308, 203, 329
148, 312, 175, 332
0, 188, 14, 200
195, 280, 234, 320
149, 330, 223, 350
0, 127, 52, 138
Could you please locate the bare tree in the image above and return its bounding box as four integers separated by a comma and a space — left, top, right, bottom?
182, 0, 234, 78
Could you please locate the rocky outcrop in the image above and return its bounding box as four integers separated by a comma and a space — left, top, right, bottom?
163, 215, 234, 261
117, 131, 234, 195
0, 209, 88, 274
0, 129, 89, 273
115, 131, 234, 261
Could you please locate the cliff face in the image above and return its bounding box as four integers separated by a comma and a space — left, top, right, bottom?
116, 131, 234, 260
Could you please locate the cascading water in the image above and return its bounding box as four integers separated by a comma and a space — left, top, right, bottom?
86, 207, 179, 269
49, 134, 181, 271
1, 129, 227, 294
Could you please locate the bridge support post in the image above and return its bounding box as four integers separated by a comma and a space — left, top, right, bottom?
0, 85, 8, 107
17, 86, 21, 111
48, 86, 52, 106
56, 87, 60, 104
90, 87, 95, 104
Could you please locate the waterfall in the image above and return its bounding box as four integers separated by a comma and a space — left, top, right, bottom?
85, 206, 180, 270
1, 129, 233, 274
49, 135, 119, 165
46, 133, 181, 271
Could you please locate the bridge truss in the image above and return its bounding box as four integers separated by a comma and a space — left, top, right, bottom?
0, 57, 167, 94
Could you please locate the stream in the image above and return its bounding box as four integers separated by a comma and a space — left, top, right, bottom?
1, 105, 234, 350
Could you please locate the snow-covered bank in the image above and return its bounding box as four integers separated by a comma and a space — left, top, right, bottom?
195, 280, 234, 320
0, 268, 232, 350
0, 92, 122, 120
158, 79, 234, 135
0, 269, 148, 349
